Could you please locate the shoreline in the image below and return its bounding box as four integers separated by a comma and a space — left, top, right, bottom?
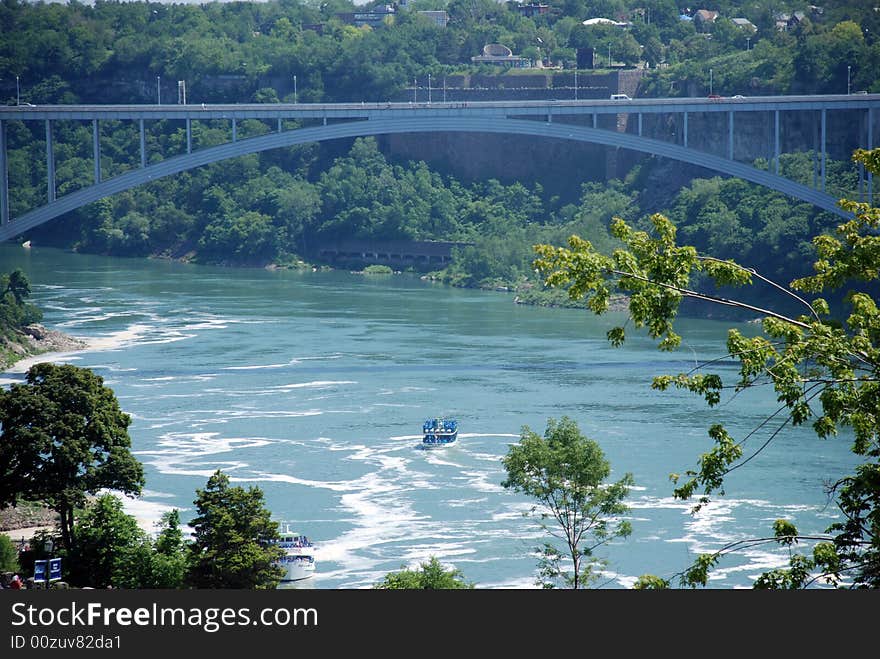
0, 323, 90, 374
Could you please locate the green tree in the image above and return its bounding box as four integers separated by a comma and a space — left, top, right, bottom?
501, 416, 634, 589
187, 470, 284, 589
0, 269, 42, 337
533, 148, 880, 588
66, 493, 146, 588
0, 533, 20, 573
374, 556, 474, 589
0, 363, 145, 555
110, 509, 188, 589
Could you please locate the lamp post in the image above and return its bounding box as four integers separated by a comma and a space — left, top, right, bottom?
574, 69, 578, 100
156, 76, 160, 105
709, 68, 713, 95
847, 65, 851, 95
428, 73, 431, 103
294, 74, 297, 103
16, 75, 19, 106
608, 44, 611, 68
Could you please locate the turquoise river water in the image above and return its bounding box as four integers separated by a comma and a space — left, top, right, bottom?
0, 243, 860, 588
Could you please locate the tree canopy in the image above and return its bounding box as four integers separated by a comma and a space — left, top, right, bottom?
502, 416, 633, 588
374, 556, 474, 589
533, 148, 880, 588
0, 362, 145, 555
0, 269, 42, 340
187, 469, 285, 589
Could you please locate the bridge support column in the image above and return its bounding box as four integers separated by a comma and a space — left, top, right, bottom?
232, 118, 237, 142
140, 119, 146, 168
186, 118, 192, 154
592, 113, 597, 129
0, 120, 8, 226
813, 115, 818, 188
728, 111, 733, 160
869, 107, 874, 204
45, 120, 55, 203
93, 119, 101, 183
278, 118, 282, 132
821, 109, 826, 193
683, 112, 688, 148
638, 113, 642, 137
774, 110, 780, 175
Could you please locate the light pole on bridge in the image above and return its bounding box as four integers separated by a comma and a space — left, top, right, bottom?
294, 74, 297, 104
156, 76, 160, 105
16, 75, 19, 106
847, 65, 851, 95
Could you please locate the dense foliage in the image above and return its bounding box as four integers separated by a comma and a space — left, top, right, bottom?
187, 469, 285, 589
501, 416, 633, 588
0, 362, 145, 555
0, 0, 875, 300
0, 269, 42, 338
374, 555, 474, 589
0, 532, 19, 573
2, 0, 878, 106
534, 148, 880, 588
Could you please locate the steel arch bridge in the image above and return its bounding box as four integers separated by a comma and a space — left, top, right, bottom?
1, 95, 879, 242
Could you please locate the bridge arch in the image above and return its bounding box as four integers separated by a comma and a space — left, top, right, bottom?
0, 115, 849, 242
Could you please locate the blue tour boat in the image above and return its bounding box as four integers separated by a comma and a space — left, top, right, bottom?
422, 417, 458, 446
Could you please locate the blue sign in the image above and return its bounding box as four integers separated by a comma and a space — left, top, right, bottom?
33, 560, 47, 582
48, 558, 62, 582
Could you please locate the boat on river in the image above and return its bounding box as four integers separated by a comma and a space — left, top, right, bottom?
274, 527, 316, 582
422, 417, 458, 446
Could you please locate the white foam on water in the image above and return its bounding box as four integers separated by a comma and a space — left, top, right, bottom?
490, 502, 535, 522
458, 470, 506, 494
423, 452, 463, 467
400, 544, 476, 559
275, 380, 357, 389
135, 431, 273, 476
223, 362, 294, 371
82, 323, 157, 351
446, 497, 489, 508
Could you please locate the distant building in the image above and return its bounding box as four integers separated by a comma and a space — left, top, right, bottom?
694, 9, 718, 25
336, 5, 396, 28
774, 11, 806, 30
512, 3, 550, 18
731, 17, 756, 33
471, 43, 531, 68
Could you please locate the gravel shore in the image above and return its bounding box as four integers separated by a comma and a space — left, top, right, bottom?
1, 323, 89, 371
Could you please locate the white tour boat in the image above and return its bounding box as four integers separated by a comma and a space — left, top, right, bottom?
274, 528, 316, 582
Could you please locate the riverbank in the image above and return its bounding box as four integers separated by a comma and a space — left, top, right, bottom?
0, 506, 58, 542
0, 323, 89, 372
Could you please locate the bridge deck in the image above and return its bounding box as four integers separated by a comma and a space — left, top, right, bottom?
1, 95, 878, 240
